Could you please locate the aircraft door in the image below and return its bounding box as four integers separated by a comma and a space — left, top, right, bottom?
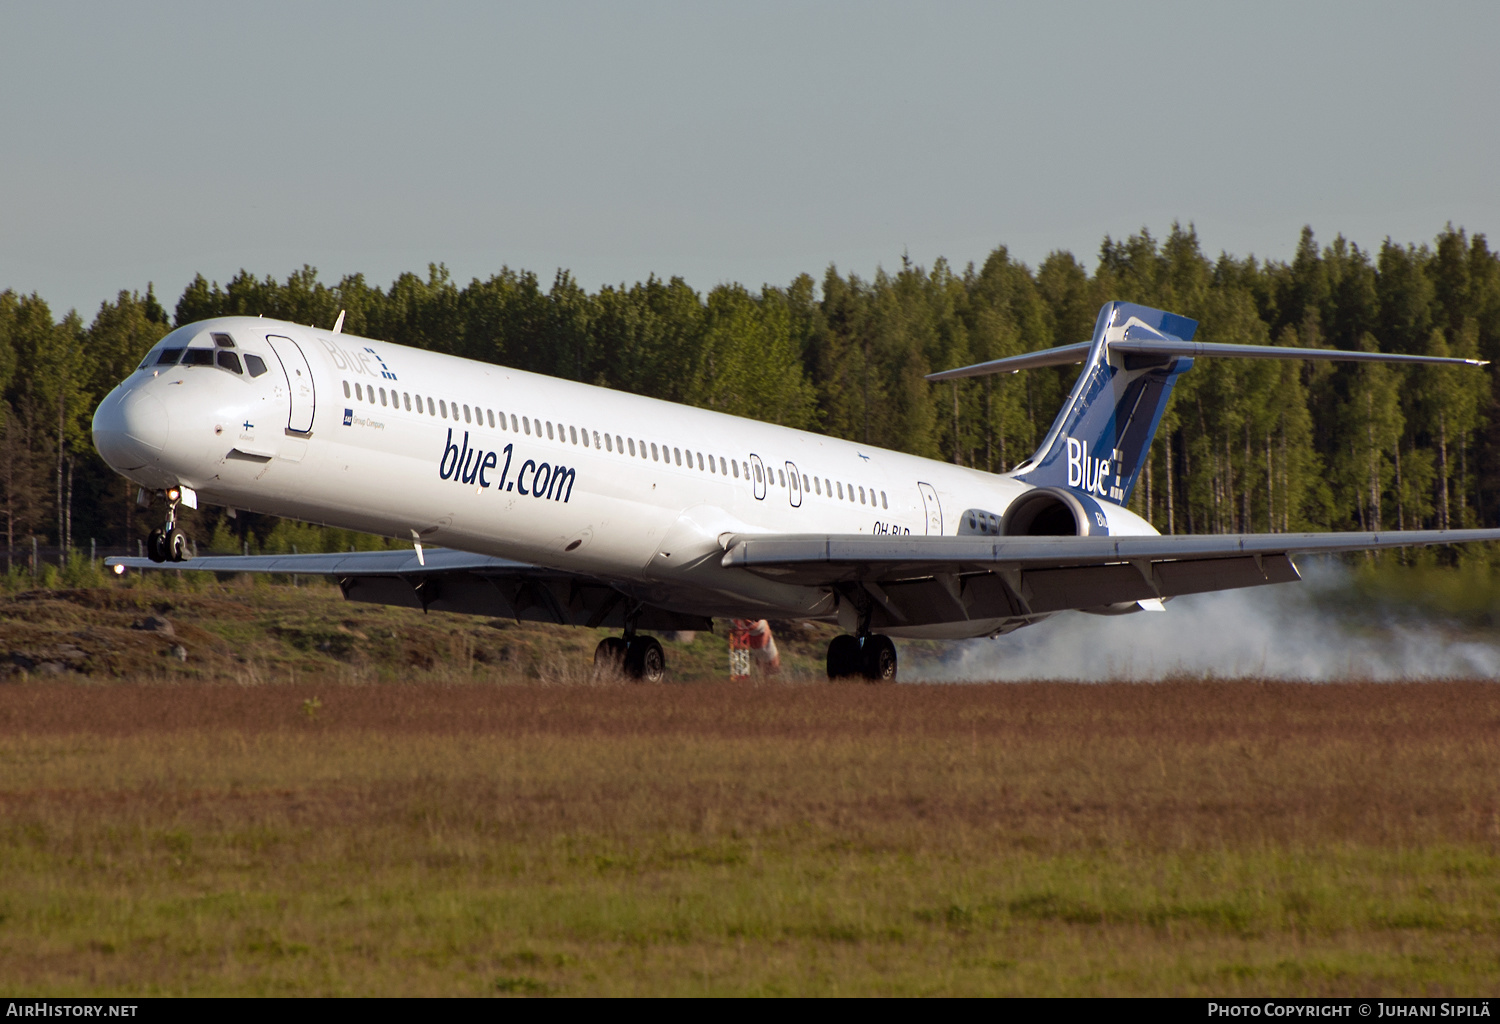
749, 454, 767, 500
785, 461, 802, 507
265, 335, 316, 434
917, 481, 943, 535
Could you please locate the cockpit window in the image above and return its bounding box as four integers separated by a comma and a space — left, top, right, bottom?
244, 354, 268, 377
212, 332, 235, 348
182, 348, 214, 366
156, 348, 184, 366
217, 351, 243, 374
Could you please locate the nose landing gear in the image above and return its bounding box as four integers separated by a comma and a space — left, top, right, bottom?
145, 489, 193, 564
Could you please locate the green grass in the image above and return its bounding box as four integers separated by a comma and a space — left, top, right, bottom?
0, 577, 1497, 995
1, 682, 1498, 995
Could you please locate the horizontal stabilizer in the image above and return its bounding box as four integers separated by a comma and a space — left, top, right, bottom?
926, 338, 1488, 382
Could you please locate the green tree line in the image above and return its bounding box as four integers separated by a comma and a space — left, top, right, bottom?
4, 223, 1500, 559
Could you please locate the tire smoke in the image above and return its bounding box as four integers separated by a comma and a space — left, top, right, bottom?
907, 565, 1500, 681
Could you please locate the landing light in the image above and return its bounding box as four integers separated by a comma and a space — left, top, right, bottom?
113, 564, 126, 576
166, 487, 180, 502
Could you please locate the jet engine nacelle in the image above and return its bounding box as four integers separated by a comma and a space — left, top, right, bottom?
1000, 486, 1159, 538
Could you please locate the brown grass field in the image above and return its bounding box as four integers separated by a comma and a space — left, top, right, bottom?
2, 662, 1498, 995
0, 576, 1496, 995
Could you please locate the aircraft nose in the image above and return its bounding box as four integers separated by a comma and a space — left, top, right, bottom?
92, 387, 170, 471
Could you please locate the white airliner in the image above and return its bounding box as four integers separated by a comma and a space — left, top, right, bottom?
93, 300, 1500, 681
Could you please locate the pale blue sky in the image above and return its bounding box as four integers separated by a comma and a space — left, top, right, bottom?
3, 0, 1497, 318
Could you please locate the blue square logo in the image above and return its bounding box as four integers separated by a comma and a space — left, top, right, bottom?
342, 408, 353, 426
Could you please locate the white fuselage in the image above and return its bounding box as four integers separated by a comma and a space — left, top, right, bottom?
92, 316, 1156, 637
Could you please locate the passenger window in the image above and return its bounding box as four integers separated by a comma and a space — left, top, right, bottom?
732, 461, 739, 479
605, 434, 613, 452
837, 482, 843, 499
719, 457, 727, 475
497, 410, 506, 429
355, 383, 364, 401
342, 381, 351, 398
593, 431, 601, 448
487, 409, 494, 428
754, 464, 763, 484
674, 448, 682, 466
244, 354, 268, 377
546, 422, 555, 440
695, 452, 704, 470
523, 417, 531, 435
212, 332, 235, 348
380, 388, 388, 406
569, 425, 578, 444
627, 438, 635, 456
156, 348, 184, 365
427, 397, 435, 416
183, 348, 214, 366
707, 455, 715, 474
404, 394, 412, 411
803, 474, 810, 491
463, 404, 471, 423
651, 443, 659, 461
439, 400, 447, 418
848, 484, 855, 501
814, 478, 821, 495
510, 414, 518, 432
859, 487, 866, 504
778, 470, 786, 488
616, 435, 624, 453
217, 351, 243, 374
882, 491, 888, 509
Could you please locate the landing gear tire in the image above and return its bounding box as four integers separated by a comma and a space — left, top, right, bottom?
593, 637, 628, 678
827, 634, 898, 682
860, 634, 897, 683
147, 529, 167, 564
826, 634, 862, 680
624, 635, 666, 683
166, 527, 189, 563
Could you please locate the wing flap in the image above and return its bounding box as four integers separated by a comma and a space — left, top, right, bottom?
1025, 563, 1155, 611
1154, 553, 1300, 596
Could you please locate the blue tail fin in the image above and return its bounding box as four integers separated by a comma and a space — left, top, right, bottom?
1012, 301, 1196, 505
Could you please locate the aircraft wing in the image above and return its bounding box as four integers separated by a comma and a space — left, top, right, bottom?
719, 528, 1500, 623
104, 548, 711, 631
108, 547, 529, 577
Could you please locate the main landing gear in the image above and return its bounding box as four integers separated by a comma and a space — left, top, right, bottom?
593, 634, 666, 683
826, 634, 897, 682
146, 488, 192, 564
